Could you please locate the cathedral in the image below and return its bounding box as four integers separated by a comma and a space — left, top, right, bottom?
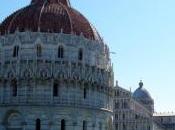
114, 81, 175, 130
0, 0, 113, 129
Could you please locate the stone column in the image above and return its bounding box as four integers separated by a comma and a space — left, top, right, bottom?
25, 81, 27, 103
0, 81, 3, 103
50, 79, 54, 104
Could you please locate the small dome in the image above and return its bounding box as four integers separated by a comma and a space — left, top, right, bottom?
133, 81, 153, 102
0, 0, 102, 41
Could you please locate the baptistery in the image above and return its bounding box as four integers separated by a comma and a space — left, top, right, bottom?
0, 0, 114, 130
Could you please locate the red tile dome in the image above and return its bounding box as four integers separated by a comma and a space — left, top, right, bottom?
0, 0, 102, 41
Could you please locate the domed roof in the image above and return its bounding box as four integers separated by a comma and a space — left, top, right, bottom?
0, 0, 102, 41
133, 81, 153, 101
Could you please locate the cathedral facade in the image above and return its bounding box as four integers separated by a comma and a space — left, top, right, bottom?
114, 81, 153, 130
0, 0, 114, 130
113, 81, 175, 130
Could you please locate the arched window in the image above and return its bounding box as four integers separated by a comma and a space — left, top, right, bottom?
78, 48, 83, 61
61, 119, 65, 130
53, 81, 58, 97
58, 46, 64, 58
115, 102, 119, 109
40, 70, 48, 78
6, 113, 23, 129
11, 79, 17, 97
123, 102, 128, 108
115, 114, 118, 120
135, 114, 138, 119
115, 123, 118, 130
123, 114, 125, 119
99, 122, 102, 130
84, 88, 87, 99
36, 119, 41, 130
83, 121, 87, 130
13, 45, 19, 57
123, 123, 126, 130
36, 44, 42, 57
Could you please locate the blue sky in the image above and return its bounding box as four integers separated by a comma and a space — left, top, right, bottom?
0, 0, 175, 112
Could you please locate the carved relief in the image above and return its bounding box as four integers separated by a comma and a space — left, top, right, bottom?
5, 69, 15, 79
3, 110, 26, 129
0, 32, 113, 111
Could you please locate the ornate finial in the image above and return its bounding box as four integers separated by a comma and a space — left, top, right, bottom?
31, 0, 71, 6
139, 80, 143, 88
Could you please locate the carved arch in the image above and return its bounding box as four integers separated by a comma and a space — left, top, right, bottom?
2, 110, 26, 129
21, 68, 33, 79
38, 67, 50, 79
56, 70, 65, 79
5, 69, 15, 79
71, 71, 79, 80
